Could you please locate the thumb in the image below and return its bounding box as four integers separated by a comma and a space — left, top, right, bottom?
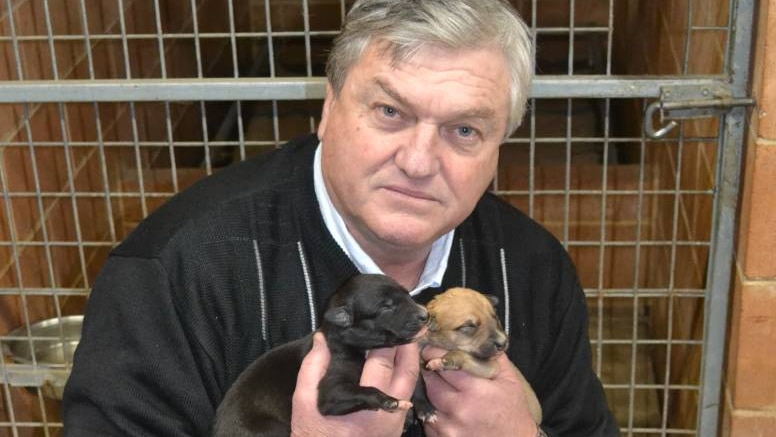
296, 332, 330, 395
390, 342, 421, 399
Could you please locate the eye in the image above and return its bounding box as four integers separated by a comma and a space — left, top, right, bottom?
456, 320, 478, 335
379, 299, 395, 313
443, 124, 483, 149
456, 125, 475, 137
381, 105, 399, 118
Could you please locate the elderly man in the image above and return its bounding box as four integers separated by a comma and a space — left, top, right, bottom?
63, 1, 619, 436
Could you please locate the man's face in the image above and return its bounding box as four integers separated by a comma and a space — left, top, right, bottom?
317, 42, 510, 256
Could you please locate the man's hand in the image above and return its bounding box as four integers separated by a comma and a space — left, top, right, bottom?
421, 345, 539, 437
290, 332, 420, 437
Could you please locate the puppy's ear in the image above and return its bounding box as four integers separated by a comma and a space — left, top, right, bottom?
485, 294, 500, 308
324, 306, 352, 328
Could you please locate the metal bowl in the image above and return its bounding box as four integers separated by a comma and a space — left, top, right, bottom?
2, 315, 83, 399
4, 315, 83, 364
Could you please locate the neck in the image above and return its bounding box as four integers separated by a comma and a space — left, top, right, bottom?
373, 252, 428, 291
349, 230, 433, 291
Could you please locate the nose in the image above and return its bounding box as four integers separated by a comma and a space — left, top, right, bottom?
417, 307, 429, 323
394, 124, 440, 179
493, 336, 508, 351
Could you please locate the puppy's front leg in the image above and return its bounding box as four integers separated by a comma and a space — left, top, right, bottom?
426, 350, 499, 379
318, 382, 411, 416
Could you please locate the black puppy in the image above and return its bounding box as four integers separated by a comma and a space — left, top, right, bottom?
212, 273, 429, 436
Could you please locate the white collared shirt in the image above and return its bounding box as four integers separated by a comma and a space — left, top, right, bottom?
313, 143, 453, 296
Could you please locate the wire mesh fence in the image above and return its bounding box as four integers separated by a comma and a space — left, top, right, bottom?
0, 0, 752, 435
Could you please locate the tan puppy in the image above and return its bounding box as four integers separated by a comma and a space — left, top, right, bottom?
420, 287, 542, 425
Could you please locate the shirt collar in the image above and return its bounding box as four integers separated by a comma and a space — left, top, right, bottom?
313, 143, 453, 296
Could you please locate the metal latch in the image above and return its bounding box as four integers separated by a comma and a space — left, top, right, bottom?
644, 84, 755, 139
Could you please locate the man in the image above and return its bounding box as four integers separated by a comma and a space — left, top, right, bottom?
62, 0, 619, 436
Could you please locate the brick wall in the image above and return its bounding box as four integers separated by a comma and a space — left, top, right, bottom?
722, 0, 776, 435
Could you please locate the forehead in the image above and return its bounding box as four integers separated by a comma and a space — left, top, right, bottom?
347, 42, 510, 126
429, 290, 494, 319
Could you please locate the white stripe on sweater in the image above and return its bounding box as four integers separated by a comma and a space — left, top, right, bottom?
499, 248, 511, 335
458, 239, 467, 288
252, 239, 268, 344
297, 241, 316, 331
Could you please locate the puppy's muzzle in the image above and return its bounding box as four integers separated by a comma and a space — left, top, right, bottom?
417, 306, 429, 324
475, 332, 509, 359
409, 305, 429, 339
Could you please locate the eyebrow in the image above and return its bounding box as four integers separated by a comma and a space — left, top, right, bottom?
373, 78, 498, 123
374, 78, 409, 108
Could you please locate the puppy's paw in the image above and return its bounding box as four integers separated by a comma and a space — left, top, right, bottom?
441, 357, 462, 371
425, 358, 445, 371
416, 410, 438, 424
426, 357, 461, 372
382, 398, 412, 412
395, 400, 413, 411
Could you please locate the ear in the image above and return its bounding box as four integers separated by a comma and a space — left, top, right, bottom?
324, 306, 352, 328
485, 295, 500, 308
317, 84, 335, 139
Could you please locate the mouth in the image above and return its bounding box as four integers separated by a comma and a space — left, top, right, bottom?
472, 348, 505, 361
396, 324, 428, 343
411, 325, 429, 341
383, 185, 437, 203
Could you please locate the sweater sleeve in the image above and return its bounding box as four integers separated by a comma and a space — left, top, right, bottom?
535, 251, 620, 436
62, 255, 217, 436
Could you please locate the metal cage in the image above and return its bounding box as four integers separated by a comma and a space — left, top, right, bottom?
0, 0, 755, 435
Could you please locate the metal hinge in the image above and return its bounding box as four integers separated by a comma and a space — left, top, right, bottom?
643, 84, 755, 139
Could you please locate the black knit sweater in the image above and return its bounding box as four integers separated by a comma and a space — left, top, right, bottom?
62, 134, 619, 436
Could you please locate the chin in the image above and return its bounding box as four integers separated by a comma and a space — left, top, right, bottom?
372, 223, 442, 249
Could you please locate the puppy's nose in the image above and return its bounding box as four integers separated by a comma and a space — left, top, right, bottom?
493, 337, 508, 351
417, 307, 429, 323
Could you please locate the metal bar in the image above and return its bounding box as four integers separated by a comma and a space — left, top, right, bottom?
0, 30, 342, 42
188, 0, 214, 177
627, 99, 648, 436
0, 286, 706, 298
226, 0, 247, 161
0, 76, 730, 102
1, 188, 716, 197
593, 98, 609, 379
264, 0, 281, 147
116, 0, 149, 219
151, 0, 180, 192
0, 288, 91, 296
77, 0, 118, 245
562, 1, 575, 248
698, 0, 755, 433
0, 136, 725, 146
1, 3, 43, 433
683, 0, 696, 76
660, 112, 686, 437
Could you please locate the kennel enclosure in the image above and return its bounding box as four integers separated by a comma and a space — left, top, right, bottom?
0, 0, 755, 435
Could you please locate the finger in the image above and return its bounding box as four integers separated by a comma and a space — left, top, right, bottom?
360, 346, 398, 390
419, 344, 449, 362
426, 368, 476, 392
426, 354, 517, 392
389, 342, 421, 398
495, 354, 523, 382
294, 333, 330, 402
420, 369, 461, 412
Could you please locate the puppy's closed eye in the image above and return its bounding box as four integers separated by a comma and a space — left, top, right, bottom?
456, 320, 478, 335
379, 299, 395, 313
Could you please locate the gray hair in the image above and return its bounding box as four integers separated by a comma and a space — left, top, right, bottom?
326, 0, 533, 137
